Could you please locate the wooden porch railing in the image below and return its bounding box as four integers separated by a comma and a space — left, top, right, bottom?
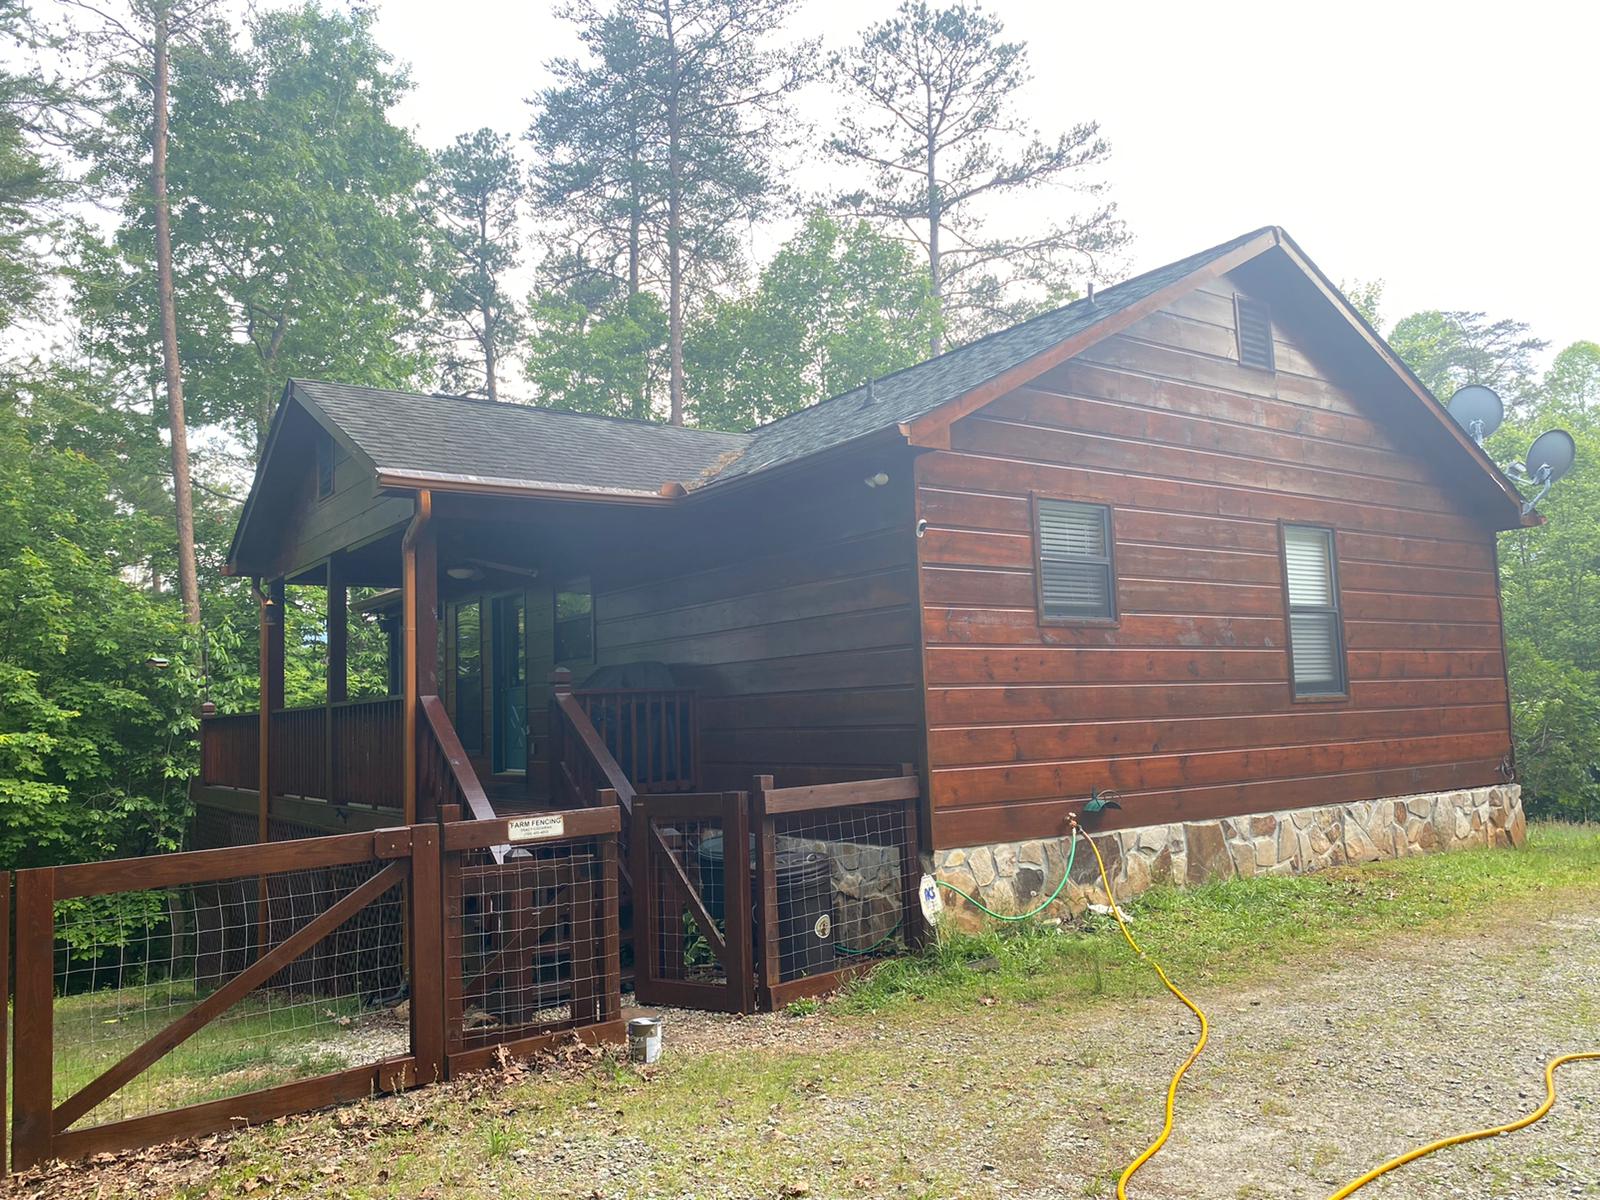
549, 672, 639, 817
200, 698, 404, 811
332, 697, 404, 808
199, 712, 258, 790
573, 685, 698, 795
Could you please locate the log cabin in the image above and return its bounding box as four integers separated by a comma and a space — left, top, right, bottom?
199, 225, 1530, 932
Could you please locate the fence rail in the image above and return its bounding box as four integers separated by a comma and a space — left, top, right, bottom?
631, 769, 923, 1015
5, 813, 623, 1172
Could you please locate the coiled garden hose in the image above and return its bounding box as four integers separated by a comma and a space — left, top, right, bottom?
1079, 818, 1210, 1200
935, 828, 1080, 921
1328, 1051, 1600, 1198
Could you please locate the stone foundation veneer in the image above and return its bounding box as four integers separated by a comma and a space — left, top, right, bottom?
934, 785, 1525, 930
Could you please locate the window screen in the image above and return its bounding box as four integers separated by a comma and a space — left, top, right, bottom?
1282, 525, 1346, 696
1036, 499, 1116, 621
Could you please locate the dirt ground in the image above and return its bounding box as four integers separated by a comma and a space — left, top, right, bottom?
14, 899, 1600, 1199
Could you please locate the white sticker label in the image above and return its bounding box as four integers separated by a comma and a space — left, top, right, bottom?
507, 814, 565, 842
919, 873, 945, 922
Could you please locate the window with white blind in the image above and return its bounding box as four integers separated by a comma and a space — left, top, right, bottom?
1282, 524, 1347, 697
1035, 499, 1116, 622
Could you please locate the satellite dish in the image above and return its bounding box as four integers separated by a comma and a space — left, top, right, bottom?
1447, 385, 1504, 443
1526, 429, 1576, 483
1521, 428, 1577, 516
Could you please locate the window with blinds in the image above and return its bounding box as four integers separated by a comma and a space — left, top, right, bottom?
1282, 524, 1346, 697
1035, 499, 1116, 622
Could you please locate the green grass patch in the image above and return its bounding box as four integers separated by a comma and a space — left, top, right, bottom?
47, 983, 386, 1121
843, 822, 1600, 1014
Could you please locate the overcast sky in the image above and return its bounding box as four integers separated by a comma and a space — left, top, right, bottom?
368, 0, 1596, 361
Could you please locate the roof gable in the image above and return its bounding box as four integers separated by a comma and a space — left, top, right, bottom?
229, 225, 1532, 573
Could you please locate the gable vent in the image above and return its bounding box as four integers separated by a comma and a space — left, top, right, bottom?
1235, 295, 1275, 370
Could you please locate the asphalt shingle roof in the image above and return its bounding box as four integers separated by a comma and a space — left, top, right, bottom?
290, 227, 1274, 497
293, 381, 750, 496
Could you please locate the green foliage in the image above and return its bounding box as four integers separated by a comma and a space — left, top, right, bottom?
0, 0, 65, 328
0, 372, 197, 871
685, 212, 938, 430
1489, 340, 1600, 820
1388, 309, 1548, 410
525, 265, 668, 420
74, 1, 437, 451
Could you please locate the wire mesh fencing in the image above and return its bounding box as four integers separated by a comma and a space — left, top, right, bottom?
632, 793, 754, 1013
751, 772, 922, 1011
442, 808, 624, 1072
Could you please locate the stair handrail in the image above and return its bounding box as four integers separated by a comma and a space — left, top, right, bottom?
418, 694, 507, 863
549, 669, 637, 816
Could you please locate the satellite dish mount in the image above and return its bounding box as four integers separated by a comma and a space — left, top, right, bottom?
1443, 385, 1576, 518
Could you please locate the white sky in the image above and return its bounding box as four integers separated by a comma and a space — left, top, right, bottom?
371, 0, 1598, 357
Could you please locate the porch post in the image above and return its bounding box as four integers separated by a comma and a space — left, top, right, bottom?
256, 577, 284, 843
402, 491, 436, 824
325, 554, 347, 805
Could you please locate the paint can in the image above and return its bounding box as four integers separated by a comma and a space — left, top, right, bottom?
628, 1015, 663, 1064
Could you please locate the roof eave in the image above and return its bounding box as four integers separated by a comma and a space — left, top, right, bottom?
373, 468, 675, 506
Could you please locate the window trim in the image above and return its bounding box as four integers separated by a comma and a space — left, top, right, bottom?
1032, 494, 1119, 627
1278, 521, 1349, 703
1234, 293, 1276, 372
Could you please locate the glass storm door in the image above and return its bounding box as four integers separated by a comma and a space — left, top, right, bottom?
493, 593, 527, 774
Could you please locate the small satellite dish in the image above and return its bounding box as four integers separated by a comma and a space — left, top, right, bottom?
1447, 385, 1504, 444
1526, 429, 1576, 483
1521, 428, 1577, 516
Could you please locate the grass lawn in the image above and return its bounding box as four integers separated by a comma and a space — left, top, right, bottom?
23, 822, 1600, 1199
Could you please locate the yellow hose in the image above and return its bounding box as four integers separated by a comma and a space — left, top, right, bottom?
1080, 823, 1210, 1200
1328, 1051, 1600, 1199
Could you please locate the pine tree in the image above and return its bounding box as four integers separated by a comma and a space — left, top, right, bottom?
529, 0, 813, 424
830, 1, 1128, 352
434, 128, 525, 401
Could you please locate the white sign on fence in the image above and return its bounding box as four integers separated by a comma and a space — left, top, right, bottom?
506, 814, 566, 842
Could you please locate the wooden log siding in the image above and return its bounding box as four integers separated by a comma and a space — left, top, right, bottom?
594, 459, 923, 791
918, 275, 1513, 849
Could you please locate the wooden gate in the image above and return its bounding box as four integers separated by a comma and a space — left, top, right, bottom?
8, 828, 444, 1169
632, 793, 754, 1013
440, 807, 625, 1074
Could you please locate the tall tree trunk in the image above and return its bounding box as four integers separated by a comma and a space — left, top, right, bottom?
664, 0, 684, 426
926, 129, 942, 358
153, 3, 201, 627
479, 205, 497, 402
482, 310, 498, 402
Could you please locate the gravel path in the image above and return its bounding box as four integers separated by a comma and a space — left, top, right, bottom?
16, 900, 1600, 1199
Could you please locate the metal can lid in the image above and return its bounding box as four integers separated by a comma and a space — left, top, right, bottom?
628, 1016, 661, 1032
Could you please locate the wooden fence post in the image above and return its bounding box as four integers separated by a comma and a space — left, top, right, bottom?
899, 763, 925, 950
11, 869, 54, 1171
408, 824, 445, 1088
1, 870, 9, 1180
750, 777, 780, 1009
724, 792, 755, 1015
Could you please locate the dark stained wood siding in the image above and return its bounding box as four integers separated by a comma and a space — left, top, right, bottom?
270, 407, 411, 582
918, 273, 1513, 850
594, 452, 923, 791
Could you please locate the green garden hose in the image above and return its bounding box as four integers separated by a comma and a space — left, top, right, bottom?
936, 828, 1080, 921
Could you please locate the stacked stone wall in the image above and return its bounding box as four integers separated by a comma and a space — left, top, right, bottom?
934, 785, 1524, 929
